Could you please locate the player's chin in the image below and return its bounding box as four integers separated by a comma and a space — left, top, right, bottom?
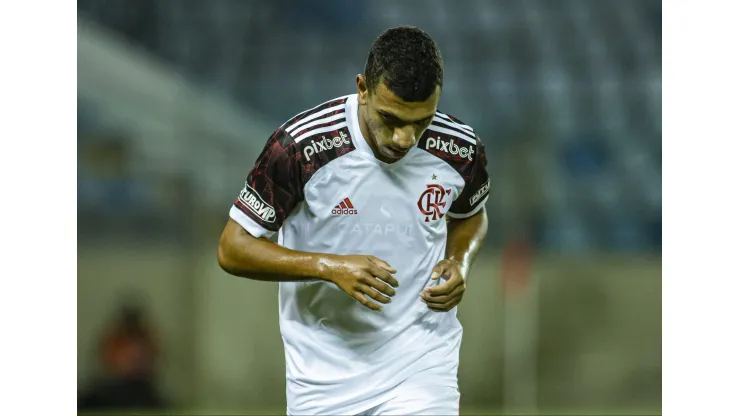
381, 146, 409, 161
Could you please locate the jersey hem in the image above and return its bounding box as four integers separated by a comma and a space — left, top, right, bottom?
289, 391, 396, 416
286, 377, 460, 415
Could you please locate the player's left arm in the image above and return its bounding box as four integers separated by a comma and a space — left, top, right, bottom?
422, 136, 490, 311
445, 208, 488, 280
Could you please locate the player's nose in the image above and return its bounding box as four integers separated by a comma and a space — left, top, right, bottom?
393, 128, 416, 150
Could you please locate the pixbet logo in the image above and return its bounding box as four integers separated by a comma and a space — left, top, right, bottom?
238, 185, 276, 223
425, 137, 475, 161
418, 184, 452, 222
303, 131, 351, 161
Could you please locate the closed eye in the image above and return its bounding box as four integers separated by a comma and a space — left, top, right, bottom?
380, 112, 399, 123
379, 112, 432, 127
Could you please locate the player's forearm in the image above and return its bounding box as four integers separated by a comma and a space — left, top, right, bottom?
445, 209, 488, 280
217, 220, 329, 282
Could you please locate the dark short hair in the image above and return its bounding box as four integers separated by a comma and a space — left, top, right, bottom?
364, 26, 444, 102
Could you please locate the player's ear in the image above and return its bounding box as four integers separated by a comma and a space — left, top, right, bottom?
357, 75, 369, 105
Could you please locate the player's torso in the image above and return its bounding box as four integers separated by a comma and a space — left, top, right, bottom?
288, 149, 463, 260
270, 96, 473, 414
278, 143, 465, 344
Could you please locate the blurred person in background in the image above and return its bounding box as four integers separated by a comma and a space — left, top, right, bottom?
218, 26, 489, 415
78, 297, 168, 411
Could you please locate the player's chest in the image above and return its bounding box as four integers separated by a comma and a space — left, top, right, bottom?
302, 157, 464, 226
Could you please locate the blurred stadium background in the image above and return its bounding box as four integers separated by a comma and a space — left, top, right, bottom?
77, 0, 661, 414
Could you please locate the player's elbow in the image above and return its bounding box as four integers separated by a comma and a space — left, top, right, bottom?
216, 239, 236, 275
217, 219, 266, 278
217, 231, 246, 276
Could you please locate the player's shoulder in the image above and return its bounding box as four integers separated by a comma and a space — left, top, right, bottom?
418, 110, 484, 174
267, 95, 356, 165
278, 95, 351, 143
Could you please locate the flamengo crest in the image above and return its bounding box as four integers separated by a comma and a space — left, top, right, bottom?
418, 184, 452, 222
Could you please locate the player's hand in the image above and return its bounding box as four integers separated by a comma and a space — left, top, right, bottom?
321, 255, 399, 311
421, 259, 466, 312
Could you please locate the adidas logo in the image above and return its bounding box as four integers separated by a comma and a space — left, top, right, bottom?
332, 197, 358, 215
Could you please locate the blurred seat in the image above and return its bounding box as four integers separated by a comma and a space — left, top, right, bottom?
77, 0, 661, 251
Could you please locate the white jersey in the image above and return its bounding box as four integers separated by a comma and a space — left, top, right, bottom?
229, 94, 490, 415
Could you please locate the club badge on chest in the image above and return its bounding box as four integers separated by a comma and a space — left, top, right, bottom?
417, 184, 452, 222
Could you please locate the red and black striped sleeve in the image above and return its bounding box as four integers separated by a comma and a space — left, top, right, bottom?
229, 128, 303, 238
447, 136, 490, 218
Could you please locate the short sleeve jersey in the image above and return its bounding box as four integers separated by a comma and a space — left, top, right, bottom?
229, 94, 489, 415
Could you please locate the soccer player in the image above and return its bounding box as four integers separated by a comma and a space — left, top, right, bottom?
217, 26, 490, 416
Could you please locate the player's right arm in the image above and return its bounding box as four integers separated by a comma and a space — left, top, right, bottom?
216, 128, 398, 310
218, 218, 325, 282
218, 219, 398, 309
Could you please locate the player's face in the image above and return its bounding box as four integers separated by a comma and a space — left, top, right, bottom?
357, 76, 440, 163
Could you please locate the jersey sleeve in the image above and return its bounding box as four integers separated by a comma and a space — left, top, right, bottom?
229, 128, 303, 239
447, 136, 490, 218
